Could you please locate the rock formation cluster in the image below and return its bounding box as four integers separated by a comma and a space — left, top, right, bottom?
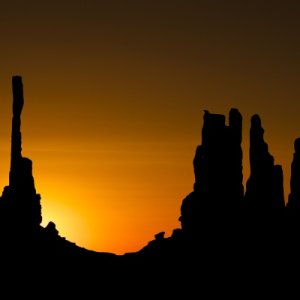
1, 76, 300, 272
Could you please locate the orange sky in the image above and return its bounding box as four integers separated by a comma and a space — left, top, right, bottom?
0, 1, 299, 254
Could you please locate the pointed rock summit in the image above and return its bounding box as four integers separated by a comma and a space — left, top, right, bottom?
244, 114, 285, 211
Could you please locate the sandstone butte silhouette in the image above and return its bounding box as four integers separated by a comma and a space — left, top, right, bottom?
1, 76, 300, 288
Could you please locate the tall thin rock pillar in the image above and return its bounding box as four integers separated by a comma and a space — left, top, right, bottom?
0, 76, 42, 232
244, 114, 285, 211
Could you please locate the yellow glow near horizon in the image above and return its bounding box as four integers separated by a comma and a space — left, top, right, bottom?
22, 139, 194, 254
0, 115, 296, 255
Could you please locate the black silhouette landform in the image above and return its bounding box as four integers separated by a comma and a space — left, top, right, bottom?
1, 76, 299, 286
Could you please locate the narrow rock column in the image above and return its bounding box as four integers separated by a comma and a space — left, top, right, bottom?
244, 114, 285, 210
0, 76, 42, 230
287, 138, 300, 210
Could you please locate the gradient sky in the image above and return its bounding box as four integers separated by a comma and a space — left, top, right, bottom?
0, 1, 299, 254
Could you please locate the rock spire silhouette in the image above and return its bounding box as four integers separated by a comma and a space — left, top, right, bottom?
0, 76, 42, 234
244, 114, 285, 211
179, 108, 244, 237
